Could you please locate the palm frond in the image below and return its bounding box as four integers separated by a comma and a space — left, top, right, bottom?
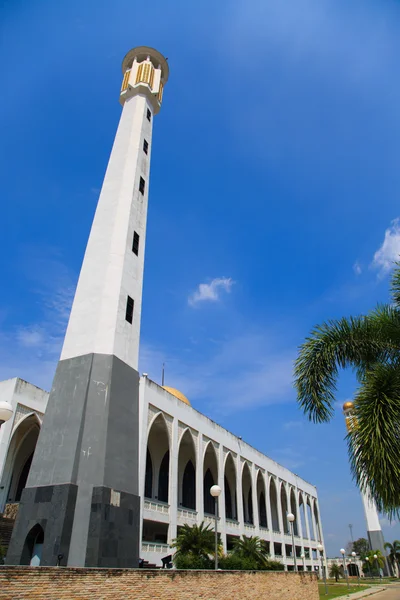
390, 263, 400, 308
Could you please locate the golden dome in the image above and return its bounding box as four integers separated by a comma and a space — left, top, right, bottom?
162, 386, 191, 406
343, 401, 354, 411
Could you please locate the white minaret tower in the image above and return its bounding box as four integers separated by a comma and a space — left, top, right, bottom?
343, 402, 389, 574
7, 46, 169, 568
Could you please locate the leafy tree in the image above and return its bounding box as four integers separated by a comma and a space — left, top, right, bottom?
232, 535, 269, 568
294, 264, 400, 516
329, 562, 342, 582
384, 540, 400, 575
219, 553, 283, 571
352, 538, 370, 557
171, 522, 221, 563
174, 554, 213, 569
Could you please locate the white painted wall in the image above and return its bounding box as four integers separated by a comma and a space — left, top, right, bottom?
139, 376, 325, 569
0, 379, 48, 512
61, 91, 154, 371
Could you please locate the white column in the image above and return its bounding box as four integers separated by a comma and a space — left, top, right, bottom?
237, 457, 244, 535
310, 497, 318, 542
196, 436, 203, 524
265, 473, 273, 534
168, 417, 179, 546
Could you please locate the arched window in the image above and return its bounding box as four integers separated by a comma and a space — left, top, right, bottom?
290, 488, 299, 536
242, 463, 253, 524
313, 500, 321, 541
270, 478, 280, 532
3, 415, 40, 504
204, 468, 215, 514
145, 449, 153, 498
281, 484, 289, 533
306, 497, 315, 540
224, 453, 237, 520
178, 429, 196, 510
299, 493, 307, 538
21, 523, 44, 566
182, 460, 196, 510
158, 451, 169, 503
257, 471, 268, 528
146, 414, 170, 503
203, 442, 218, 515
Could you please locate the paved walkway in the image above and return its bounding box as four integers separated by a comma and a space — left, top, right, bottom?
363, 584, 400, 600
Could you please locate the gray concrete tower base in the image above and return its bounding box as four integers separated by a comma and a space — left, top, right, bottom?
368, 530, 390, 576
6, 353, 140, 567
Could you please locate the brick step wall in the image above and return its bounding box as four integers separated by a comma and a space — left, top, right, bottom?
0, 566, 318, 600
0, 515, 15, 552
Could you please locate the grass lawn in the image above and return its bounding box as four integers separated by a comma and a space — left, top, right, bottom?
318, 583, 367, 599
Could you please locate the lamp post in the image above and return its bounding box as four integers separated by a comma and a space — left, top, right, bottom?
317, 543, 328, 596
374, 554, 379, 580
300, 552, 306, 572
365, 556, 371, 579
210, 485, 221, 571
0, 401, 13, 427
287, 513, 297, 571
340, 548, 350, 591
352, 551, 360, 586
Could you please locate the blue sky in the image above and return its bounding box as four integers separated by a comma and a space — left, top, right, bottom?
2, 0, 400, 556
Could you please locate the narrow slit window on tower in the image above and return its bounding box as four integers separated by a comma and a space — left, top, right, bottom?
125, 296, 134, 324
143, 139, 149, 155
147, 108, 151, 122
139, 177, 145, 195
132, 231, 140, 255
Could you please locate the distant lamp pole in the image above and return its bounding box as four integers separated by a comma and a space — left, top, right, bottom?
210, 485, 221, 570
0, 401, 13, 427
300, 552, 306, 572
352, 551, 360, 586
341, 548, 350, 590
365, 556, 371, 579
287, 513, 297, 571
317, 543, 328, 596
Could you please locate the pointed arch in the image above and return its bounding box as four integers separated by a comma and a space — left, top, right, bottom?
1, 413, 41, 505
224, 452, 237, 520
178, 429, 196, 510
313, 499, 321, 541
257, 471, 268, 528
203, 442, 218, 515
290, 488, 299, 536
306, 496, 315, 540
299, 492, 307, 538
269, 477, 280, 532
146, 412, 170, 503
21, 523, 45, 565
242, 462, 253, 524
280, 483, 289, 533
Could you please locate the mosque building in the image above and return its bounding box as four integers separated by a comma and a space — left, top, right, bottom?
0, 46, 325, 569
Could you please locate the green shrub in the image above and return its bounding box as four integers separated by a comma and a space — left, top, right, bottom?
174, 554, 213, 570
218, 553, 283, 571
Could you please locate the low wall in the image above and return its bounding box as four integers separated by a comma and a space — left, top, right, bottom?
0, 566, 318, 600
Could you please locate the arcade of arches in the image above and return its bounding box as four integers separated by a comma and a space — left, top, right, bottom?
144, 412, 322, 547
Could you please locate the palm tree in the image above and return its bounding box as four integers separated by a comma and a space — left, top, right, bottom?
232, 535, 269, 568
364, 550, 385, 576
384, 540, 400, 576
294, 264, 400, 516
329, 562, 342, 582
171, 522, 218, 560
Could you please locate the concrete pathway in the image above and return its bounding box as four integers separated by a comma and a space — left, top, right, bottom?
332, 584, 400, 600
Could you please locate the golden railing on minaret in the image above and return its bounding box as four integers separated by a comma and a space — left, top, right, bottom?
121, 70, 131, 92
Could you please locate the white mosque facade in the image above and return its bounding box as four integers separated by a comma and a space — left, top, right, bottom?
0, 376, 325, 569
0, 46, 325, 568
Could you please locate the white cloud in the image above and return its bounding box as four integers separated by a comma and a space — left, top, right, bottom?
353, 261, 362, 276
283, 420, 303, 430
371, 218, 400, 277
380, 517, 397, 529
16, 326, 45, 347
188, 277, 234, 307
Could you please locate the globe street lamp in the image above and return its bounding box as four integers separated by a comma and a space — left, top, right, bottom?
317, 543, 328, 596
300, 552, 306, 572
210, 485, 221, 570
0, 401, 13, 427
352, 551, 360, 586
373, 554, 379, 580
340, 548, 350, 591
287, 513, 297, 571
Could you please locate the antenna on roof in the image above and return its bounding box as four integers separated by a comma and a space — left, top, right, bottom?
161, 363, 165, 386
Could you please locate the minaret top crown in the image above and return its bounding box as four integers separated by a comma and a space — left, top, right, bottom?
119, 46, 168, 112
122, 46, 169, 83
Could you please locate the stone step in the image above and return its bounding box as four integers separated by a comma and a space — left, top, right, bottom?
0, 515, 15, 552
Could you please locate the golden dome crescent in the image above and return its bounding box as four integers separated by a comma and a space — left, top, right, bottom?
162, 386, 191, 406
343, 401, 354, 411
